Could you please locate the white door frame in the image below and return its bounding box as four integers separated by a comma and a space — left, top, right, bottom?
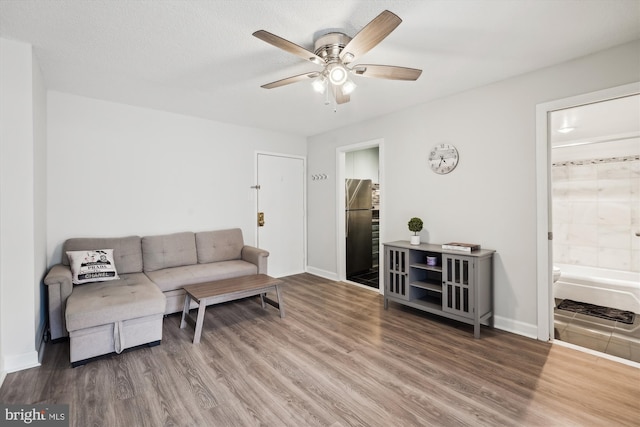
535, 82, 640, 341
254, 151, 307, 273
336, 139, 385, 294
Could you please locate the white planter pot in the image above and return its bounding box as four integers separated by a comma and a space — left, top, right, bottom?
410, 235, 421, 245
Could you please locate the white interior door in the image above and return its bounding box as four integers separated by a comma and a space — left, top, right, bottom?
256, 153, 305, 277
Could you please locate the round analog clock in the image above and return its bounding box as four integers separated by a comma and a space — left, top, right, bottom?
428, 143, 459, 174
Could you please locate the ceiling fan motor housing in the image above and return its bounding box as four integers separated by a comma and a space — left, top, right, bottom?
314, 32, 352, 62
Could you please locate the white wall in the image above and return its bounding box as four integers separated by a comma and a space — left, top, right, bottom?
307, 40, 640, 338
47, 92, 306, 265
0, 38, 44, 376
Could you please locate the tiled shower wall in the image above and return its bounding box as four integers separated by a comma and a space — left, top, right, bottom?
552, 155, 640, 272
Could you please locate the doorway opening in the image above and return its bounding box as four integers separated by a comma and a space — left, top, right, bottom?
536, 82, 640, 366
549, 95, 640, 363
337, 140, 383, 292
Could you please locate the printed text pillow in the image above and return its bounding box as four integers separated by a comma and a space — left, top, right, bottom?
66, 249, 120, 285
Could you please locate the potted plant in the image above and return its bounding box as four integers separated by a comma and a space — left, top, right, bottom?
408, 217, 423, 245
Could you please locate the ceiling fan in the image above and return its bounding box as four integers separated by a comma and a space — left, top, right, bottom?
253, 10, 422, 106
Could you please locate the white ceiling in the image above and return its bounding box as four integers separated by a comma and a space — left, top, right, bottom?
551, 94, 640, 147
1, 0, 639, 137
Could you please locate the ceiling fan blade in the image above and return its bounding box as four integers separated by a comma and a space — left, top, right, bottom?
352, 64, 422, 81
261, 72, 320, 89
335, 86, 351, 104
253, 30, 325, 65
340, 10, 402, 63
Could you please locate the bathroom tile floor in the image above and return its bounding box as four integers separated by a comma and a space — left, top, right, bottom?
554, 299, 640, 363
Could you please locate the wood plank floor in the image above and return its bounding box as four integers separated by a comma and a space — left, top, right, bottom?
1, 273, 639, 426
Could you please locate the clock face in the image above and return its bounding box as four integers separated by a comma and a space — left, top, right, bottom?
428, 144, 459, 174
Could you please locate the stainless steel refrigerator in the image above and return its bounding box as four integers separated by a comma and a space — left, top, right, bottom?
345, 179, 373, 276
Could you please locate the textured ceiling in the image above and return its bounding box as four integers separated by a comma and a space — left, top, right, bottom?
1, 0, 639, 136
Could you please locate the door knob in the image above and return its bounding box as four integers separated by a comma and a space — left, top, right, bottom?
258, 212, 265, 227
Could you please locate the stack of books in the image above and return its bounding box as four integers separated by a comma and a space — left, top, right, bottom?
441, 242, 481, 252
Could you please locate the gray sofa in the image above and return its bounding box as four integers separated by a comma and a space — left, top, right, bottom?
44, 228, 269, 365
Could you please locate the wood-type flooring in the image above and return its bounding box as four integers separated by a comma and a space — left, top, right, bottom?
1, 273, 638, 426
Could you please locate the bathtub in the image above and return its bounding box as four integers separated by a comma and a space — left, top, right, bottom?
554, 263, 640, 314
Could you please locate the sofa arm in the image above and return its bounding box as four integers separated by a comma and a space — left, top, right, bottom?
241, 246, 269, 274
44, 264, 73, 340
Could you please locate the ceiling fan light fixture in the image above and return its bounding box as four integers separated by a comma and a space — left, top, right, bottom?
312, 77, 327, 94
328, 63, 348, 86
342, 79, 357, 95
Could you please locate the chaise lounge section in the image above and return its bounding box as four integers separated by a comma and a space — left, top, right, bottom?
44, 228, 269, 366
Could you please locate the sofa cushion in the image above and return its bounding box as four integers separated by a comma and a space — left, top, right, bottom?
65, 273, 166, 332
196, 228, 244, 263
63, 236, 142, 274
142, 232, 197, 272
145, 260, 258, 292
67, 249, 120, 285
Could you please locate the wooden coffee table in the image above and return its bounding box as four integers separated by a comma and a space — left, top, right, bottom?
180, 274, 285, 344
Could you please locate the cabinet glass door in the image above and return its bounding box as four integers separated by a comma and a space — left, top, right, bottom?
386, 247, 409, 300
443, 255, 474, 318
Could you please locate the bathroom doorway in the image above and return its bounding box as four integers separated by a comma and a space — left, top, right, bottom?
548, 93, 640, 363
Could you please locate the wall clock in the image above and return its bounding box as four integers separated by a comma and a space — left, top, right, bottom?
428, 143, 459, 174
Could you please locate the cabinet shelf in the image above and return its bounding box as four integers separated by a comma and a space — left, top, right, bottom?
411, 280, 442, 293
411, 298, 442, 312
384, 241, 494, 339
410, 263, 442, 272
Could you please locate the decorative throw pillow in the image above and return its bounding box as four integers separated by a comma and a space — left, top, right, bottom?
66, 249, 120, 285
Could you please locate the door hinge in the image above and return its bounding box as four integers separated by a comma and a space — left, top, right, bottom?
258, 212, 265, 227
548, 231, 553, 241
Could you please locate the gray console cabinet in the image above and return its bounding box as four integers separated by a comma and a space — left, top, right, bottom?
383, 241, 495, 338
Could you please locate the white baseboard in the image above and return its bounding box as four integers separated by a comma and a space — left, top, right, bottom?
274, 269, 306, 278
305, 266, 339, 281
0, 369, 5, 389
493, 315, 538, 340
3, 350, 40, 374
